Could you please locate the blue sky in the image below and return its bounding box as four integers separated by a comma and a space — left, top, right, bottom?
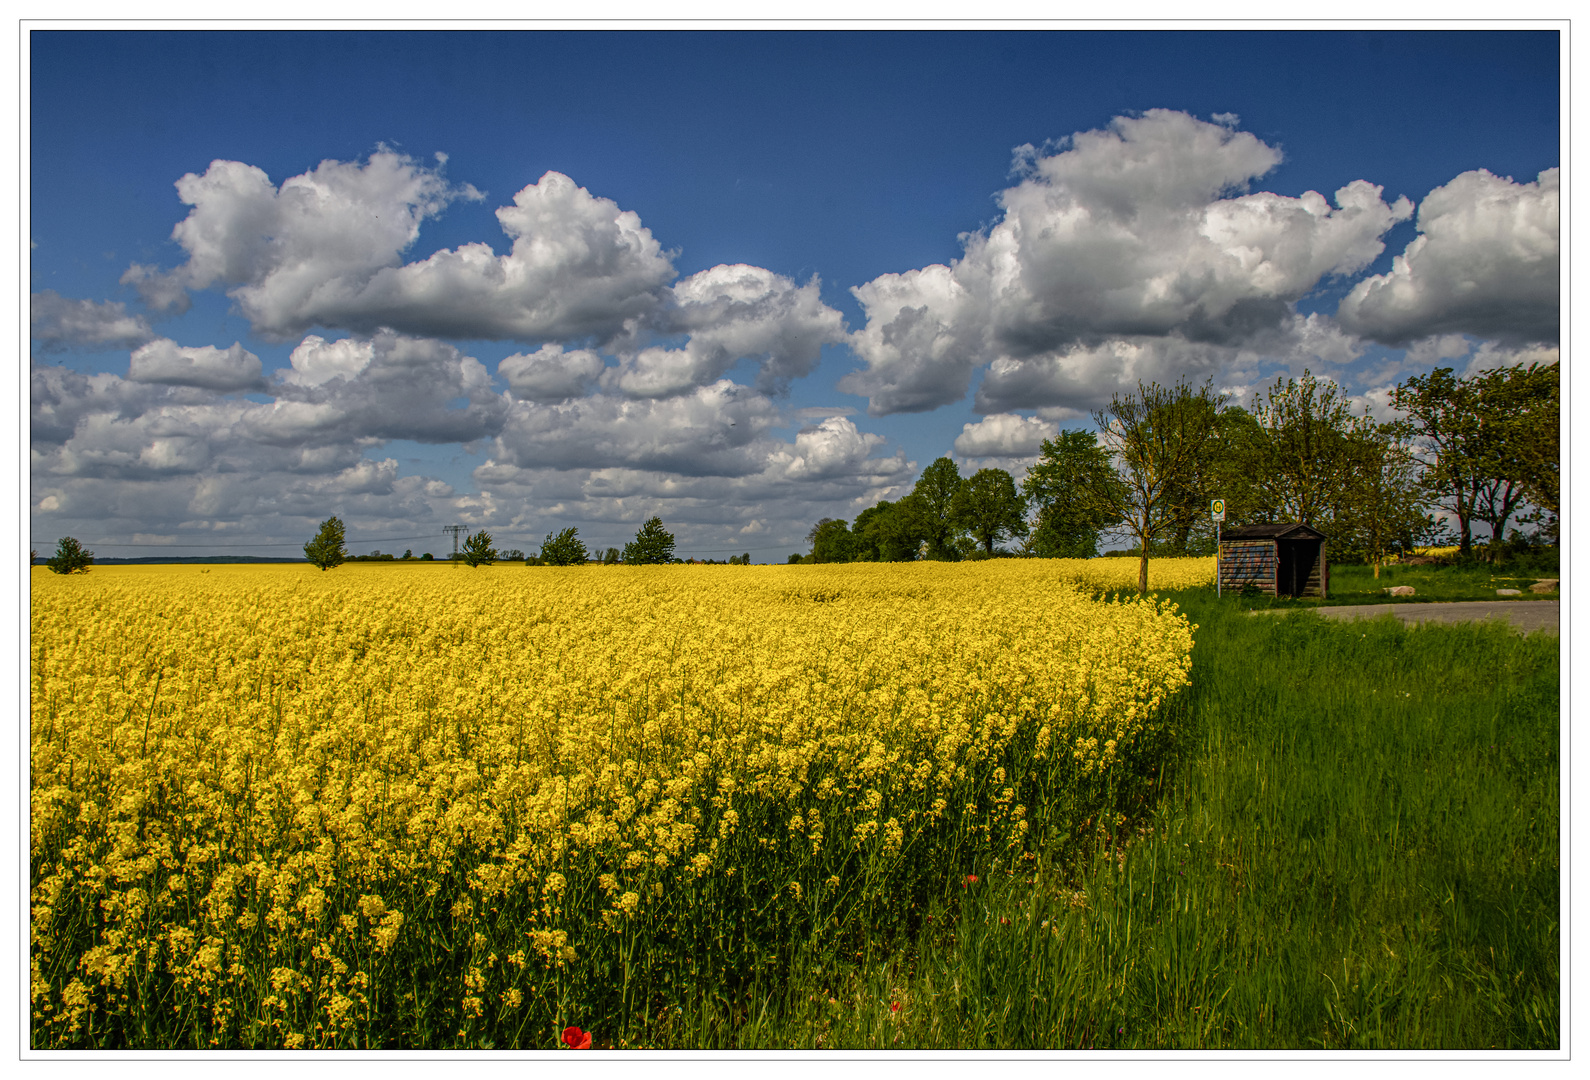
28, 29, 1561, 560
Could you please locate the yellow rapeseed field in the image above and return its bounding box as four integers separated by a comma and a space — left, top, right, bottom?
30, 559, 1203, 1048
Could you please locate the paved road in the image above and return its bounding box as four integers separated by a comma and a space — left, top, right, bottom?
1277, 600, 1560, 634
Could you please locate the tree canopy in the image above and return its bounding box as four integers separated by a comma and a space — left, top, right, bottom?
809, 518, 856, 563
910, 457, 966, 560
1092, 379, 1226, 593
623, 517, 676, 564
46, 536, 94, 575
303, 516, 347, 571
952, 468, 1028, 556
460, 530, 497, 568
540, 527, 588, 566
1022, 431, 1121, 558
1393, 362, 1558, 558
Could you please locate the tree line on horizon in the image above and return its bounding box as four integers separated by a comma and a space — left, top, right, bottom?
39, 362, 1554, 587
790, 362, 1558, 593
300, 514, 687, 571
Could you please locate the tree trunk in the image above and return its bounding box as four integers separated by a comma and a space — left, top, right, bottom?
1137, 543, 1149, 595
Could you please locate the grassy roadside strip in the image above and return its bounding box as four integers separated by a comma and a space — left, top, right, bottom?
1245, 555, 1560, 608
640, 587, 1560, 1049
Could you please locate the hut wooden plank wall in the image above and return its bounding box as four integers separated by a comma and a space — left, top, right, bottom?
1218, 523, 1328, 598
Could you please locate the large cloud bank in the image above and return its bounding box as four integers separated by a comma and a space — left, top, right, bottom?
30, 115, 1558, 552
841, 110, 1415, 416
1337, 168, 1559, 347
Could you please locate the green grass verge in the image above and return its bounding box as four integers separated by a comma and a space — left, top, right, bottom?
1238, 557, 1561, 608
631, 588, 1560, 1049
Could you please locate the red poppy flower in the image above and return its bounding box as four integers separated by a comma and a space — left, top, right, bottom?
562, 1025, 593, 1049
891, 1002, 901, 1012
965, 874, 979, 884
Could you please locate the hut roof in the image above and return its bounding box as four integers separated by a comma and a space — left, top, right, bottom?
1219, 522, 1327, 541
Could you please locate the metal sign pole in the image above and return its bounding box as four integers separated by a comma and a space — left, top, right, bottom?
1211, 499, 1226, 598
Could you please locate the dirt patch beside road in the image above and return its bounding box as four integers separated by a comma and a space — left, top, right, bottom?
1261, 600, 1559, 635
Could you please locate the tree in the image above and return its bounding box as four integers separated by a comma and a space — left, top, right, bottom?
460, 530, 497, 568
952, 468, 1028, 556
1392, 364, 1559, 559
303, 516, 347, 571
540, 527, 588, 566
1469, 362, 1558, 551
1022, 431, 1122, 558
1092, 379, 1226, 594
1508, 363, 1560, 541
46, 536, 94, 575
1334, 419, 1429, 577
809, 518, 856, 563
805, 518, 839, 546
850, 499, 929, 562
602, 547, 621, 565
1237, 371, 1373, 535
909, 457, 966, 560
622, 517, 675, 564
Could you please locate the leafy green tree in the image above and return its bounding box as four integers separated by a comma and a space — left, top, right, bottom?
460, 530, 497, 568
909, 457, 966, 560
850, 499, 928, 562
1022, 431, 1123, 558
1203, 406, 1267, 529
46, 536, 94, 575
952, 468, 1028, 556
848, 503, 886, 561
540, 527, 588, 566
1092, 379, 1227, 594
303, 516, 347, 571
1392, 364, 1559, 559
1468, 362, 1558, 550
622, 517, 675, 564
1335, 419, 1429, 576
1510, 363, 1560, 541
809, 518, 856, 563
1237, 371, 1374, 536
602, 547, 621, 565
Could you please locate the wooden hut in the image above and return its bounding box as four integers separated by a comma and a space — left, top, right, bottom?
1218, 523, 1328, 598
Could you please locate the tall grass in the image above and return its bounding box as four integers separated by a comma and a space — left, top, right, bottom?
648, 590, 1560, 1049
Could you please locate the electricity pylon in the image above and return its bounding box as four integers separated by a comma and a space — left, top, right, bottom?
443, 524, 466, 565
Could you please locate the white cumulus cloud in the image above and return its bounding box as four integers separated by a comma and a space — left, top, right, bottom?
1337, 168, 1559, 346
499, 344, 607, 403
125, 150, 476, 332
31, 291, 156, 349
844, 109, 1412, 416
129, 156, 682, 344
607, 265, 847, 398
952, 413, 1057, 458
257, 330, 508, 446
128, 339, 266, 392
